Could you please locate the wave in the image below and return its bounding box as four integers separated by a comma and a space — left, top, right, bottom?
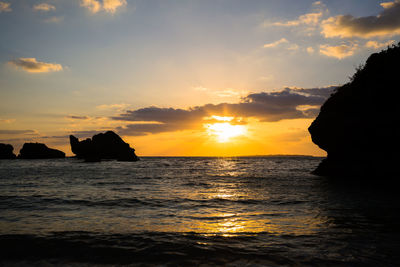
0, 231, 289, 265
1, 230, 397, 266
0, 195, 274, 211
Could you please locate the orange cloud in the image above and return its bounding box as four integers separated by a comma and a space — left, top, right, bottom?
365, 40, 396, 49
81, 0, 101, 13
0, 130, 36, 135
319, 43, 358, 59
263, 38, 288, 48
268, 1, 327, 30
9, 58, 63, 73
80, 0, 126, 14
96, 103, 130, 111
321, 0, 400, 38
103, 0, 126, 13
0, 1, 11, 12
381, 1, 397, 9
272, 12, 323, 27
33, 3, 56, 12
307, 47, 315, 54
0, 118, 15, 124
263, 38, 300, 51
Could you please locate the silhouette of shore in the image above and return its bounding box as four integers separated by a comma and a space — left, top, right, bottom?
0, 131, 139, 162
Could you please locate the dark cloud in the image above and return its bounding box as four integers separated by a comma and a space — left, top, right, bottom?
293, 86, 337, 98
114, 107, 205, 124
116, 123, 179, 136
40, 135, 70, 139
68, 130, 108, 139
0, 138, 29, 143
66, 115, 90, 120
322, 0, 400, 38
113, 87, 336, 136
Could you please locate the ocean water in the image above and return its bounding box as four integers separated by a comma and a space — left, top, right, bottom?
0, 157, 399, 266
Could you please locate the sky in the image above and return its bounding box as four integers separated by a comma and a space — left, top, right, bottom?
1, 0, 399, 156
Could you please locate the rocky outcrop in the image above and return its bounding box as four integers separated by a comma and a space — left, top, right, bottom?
18, 143, 65, 159
69, 131, 139, 162
0, 143, 16, 159
309, 43, 400, 176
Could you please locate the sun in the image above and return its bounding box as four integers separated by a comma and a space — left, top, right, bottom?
204, 116, 247, 143
206, 123, 247, 142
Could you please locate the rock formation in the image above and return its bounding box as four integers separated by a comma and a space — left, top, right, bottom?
0, 143, 17, 159
309, 43, 400, 176
69, 131, 139, 162
18, 143, 65, 159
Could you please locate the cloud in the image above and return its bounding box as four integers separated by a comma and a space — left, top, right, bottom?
81, 0, 101, 13
381, 1, 397, 9
0, 130, 36, 135
319, 43, 358, 59
307, 47, 315, 54
365, 39, 396, 49
263, 38, 288, 48
287, 44, 299, 51
80, 0, 126, 14
0, 1, 11, 12
321, 0, 400, 38
34, 3, 56, 12
116, 123, 179, 136
103, 0, 126, 13
112, 86, 336, 136
96, 103, 130, 111
272, 12, 323, 27
268, 1, 327, 30
0, 118, 15, 124
65, 115, 111, 128
8, 58, 63, 73
192, 86, 248, 99
291, 86, 337, 98
263, 38, 300, 51
67, 130, 106, 138
66, 115, 90, 120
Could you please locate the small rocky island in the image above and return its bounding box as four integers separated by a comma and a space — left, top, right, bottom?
18, 143, 65, 159
0, 143, 17, 159
309, 43, 400, 176
70, 131, 139, 162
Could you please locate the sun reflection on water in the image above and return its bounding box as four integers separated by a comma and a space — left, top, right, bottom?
173, 158, 327, 237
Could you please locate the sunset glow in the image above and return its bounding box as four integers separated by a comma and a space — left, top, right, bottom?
208, 115, 235, 122
206, 122, 247, 143
1, 0, 398, 156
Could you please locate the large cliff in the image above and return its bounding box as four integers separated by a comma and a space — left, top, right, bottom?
309, 43, 400, 176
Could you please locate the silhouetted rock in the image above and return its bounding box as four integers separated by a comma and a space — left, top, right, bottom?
69, 131, 139, 162
309, 43, 400, 176
0, 143, 16, 159
18, 143, 65, 159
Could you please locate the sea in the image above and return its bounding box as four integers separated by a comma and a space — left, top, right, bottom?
0, 156, 399, 266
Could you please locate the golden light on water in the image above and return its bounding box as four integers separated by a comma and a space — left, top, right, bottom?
205, 116, 247, 143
